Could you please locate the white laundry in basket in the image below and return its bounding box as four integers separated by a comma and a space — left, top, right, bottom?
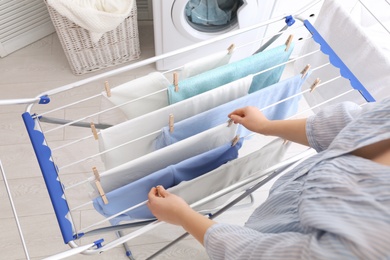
47, 0, 135, 43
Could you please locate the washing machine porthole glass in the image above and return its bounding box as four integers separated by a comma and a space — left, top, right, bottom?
184, 0, 244, 33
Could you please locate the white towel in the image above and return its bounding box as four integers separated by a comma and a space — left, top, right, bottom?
47, 0, 135, 43
180, 49, 233, 79
100, 72, 170, 123
295, 0, 390, 109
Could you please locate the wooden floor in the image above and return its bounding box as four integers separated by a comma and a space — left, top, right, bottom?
0, 22, 286, 260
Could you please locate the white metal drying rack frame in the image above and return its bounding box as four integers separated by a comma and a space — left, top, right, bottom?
1, 0, 383, 259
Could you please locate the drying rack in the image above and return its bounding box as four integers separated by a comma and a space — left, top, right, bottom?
1, 0, 389, 259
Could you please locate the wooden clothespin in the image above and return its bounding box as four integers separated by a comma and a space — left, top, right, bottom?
93, 167, 108, 204
104, 81, 111, 97
169, 114, 174, 133
156, 185, 165, 198
173, 72, 179, 92
283, 139, 289, 145
285, 35, 294, 52
90, 122, 98, 140
301, 64, 311, 79
310, 78, 321, 92
227, 118, 234, 127
231, 135, 240, 146
227, 43, 235, 54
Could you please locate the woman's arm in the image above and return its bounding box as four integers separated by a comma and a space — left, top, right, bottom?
228, 106, 309, 146
147, 186, 216, 245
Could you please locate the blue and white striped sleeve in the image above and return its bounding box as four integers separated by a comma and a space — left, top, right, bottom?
204, 223, 367, 260
306, 101, 362, 152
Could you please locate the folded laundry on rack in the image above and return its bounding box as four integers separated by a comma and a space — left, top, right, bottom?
295, 0, 390, 108
92, 123, 238, 193
100, 72, 170, 123
93, 138, 243, 224
167, 42, 294, 104
180, 48, 233, 79
47, 0, 135, 43
156, 72, 309, 149
99, 75, 253, 170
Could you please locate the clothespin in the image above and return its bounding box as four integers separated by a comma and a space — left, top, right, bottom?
227, 43, 235, 54
301, 64, 311, 79
93, 167, 108, 204
285, 35, 294, 52
283, 139, 289, 145
231, 135, 240, 146
104, 81, 111, 97
173, 72, 179, 92
169, 114, 174, 133
156, 185, 165, 198
227, 118, 234, 127
310, 78, 321, 92
90, 122, 98, 140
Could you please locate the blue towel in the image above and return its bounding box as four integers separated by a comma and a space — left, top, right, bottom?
157, 73, 308, 148
167, 43, 294, 104
187, 0, 233, 26
93, 139, 243, 224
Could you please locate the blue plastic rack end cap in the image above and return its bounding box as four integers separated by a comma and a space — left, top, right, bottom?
73, 232, 85, 240
39, 95, 50, 104
94, 239, 104, 249
285, 15, 295, 26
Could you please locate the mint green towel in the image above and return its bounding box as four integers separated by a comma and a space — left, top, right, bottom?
167, 43, 294, 104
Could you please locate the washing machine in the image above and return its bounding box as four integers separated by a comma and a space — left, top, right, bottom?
152, 0, 277, 70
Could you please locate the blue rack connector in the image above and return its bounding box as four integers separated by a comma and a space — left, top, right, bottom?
39, 95, 50, 104
285, 15, 295, 26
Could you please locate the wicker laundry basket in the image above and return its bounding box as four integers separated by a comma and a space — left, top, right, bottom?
45, 1, 141, 75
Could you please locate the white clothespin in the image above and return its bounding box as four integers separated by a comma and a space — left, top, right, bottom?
93, 167, 108, 204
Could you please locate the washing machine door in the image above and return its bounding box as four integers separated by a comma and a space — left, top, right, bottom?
172, 0, 256, 41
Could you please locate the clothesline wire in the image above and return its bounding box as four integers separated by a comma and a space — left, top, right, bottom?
51, 48, 328, 157
63, 74, 349, 219
45, 44, 322, 149
36, 25, 311, 122
56, 60, 337, 179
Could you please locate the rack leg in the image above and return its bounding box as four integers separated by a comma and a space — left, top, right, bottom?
116, 231, 135, 260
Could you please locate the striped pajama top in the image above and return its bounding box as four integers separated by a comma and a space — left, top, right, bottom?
204, 97, 390, 259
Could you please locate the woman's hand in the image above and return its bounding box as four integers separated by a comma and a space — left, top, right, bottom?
147, 186, 216, 245
228, 106, 309, 146
147, 186, 192, 226
228, 106, 270, 134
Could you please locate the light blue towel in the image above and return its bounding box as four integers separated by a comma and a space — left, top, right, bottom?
157, 73, 308, 149
93, 139, 243, 224
167, 43, 294, 104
